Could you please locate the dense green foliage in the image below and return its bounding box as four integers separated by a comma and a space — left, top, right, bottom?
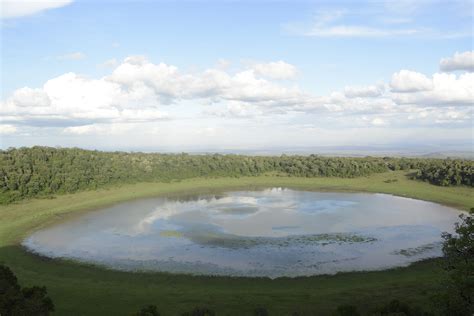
416, 160, 474, 186
2, 146, 471, 204
0, 264, 54, 316
437, 213, 474, 315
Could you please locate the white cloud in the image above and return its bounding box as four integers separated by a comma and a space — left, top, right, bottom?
10, 87, 50, 107
306, 25, 418, 37
440, 51, 474, 72
206, 101, 265, 118
63, 123, 134, 135
1, 0, 73, 18
344, 85, 384, 98
390, 70, 433, 92
1, 69, 169, 128
294, 10, 420, 38
434, 109, 471, 124
100, 58, 118, 68
216, 59, 231, 70
107, 56, 305, 106
252, 61, 298, 80
195, 127, 217, 136
57, 52, 86, 61
371, 117, 387, 126
285, 7, 469, 39
1, 55, 472, 137
1, 56, 307, 132
0, 124, 17, 135
392, 72, 474, 106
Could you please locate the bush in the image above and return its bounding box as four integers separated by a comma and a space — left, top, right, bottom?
436, 214, 474, 315
0, 264, 54, 316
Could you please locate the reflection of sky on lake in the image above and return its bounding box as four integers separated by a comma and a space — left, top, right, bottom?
23, 188, 462, 278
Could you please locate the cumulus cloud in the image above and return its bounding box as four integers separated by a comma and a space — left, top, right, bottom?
1, 0, 73, 18
1, 69, 168, 128
391, 72, 474, 106
107, 56, 305, 106
390, 70, 433, 92
1, 55, 472, 136
252, 61, 298, 80
10, 87, 50, 107
1, 57, 305, 131
440, 51, 474, 72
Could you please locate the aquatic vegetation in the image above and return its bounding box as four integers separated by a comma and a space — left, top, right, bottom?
392, 242, 441, 257
185, 231, 377, 249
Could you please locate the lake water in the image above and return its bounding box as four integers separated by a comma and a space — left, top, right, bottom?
23, 189, 462, 278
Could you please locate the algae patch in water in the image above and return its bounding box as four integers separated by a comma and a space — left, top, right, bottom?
185, 231, 377, 249
392, 242, 442, 257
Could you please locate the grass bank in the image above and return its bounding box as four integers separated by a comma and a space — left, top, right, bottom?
0, 171, 472, 315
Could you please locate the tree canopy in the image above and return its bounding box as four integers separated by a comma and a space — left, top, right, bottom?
0, 146, 472, 204
0, 264, 54, 316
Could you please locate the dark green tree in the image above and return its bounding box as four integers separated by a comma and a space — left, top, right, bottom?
1, 146, 471, 204
436, 213, 474, 315
0, 264, 54, 316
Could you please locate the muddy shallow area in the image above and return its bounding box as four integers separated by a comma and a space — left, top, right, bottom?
23, 188, 461, 278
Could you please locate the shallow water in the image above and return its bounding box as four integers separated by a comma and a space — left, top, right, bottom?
23, 189, 462, 278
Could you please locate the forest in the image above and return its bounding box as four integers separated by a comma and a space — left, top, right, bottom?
0, 146, 472, 204
416, 160, 473, 186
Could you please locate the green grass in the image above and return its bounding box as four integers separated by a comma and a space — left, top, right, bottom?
0, 171, 472, 315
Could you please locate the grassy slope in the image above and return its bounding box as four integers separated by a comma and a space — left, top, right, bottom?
0, 171, 472, 315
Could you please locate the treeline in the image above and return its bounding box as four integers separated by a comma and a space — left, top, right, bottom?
0, 146, 472, 204
416, 160, 474, 187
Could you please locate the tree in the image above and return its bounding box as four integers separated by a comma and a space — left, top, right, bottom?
0, 264, 54, 316
2, 146, 471, 204
437, 213, 474, 315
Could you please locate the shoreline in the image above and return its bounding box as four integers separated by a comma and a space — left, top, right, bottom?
0, 171, 472, 315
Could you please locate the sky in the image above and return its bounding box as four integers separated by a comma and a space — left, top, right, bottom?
0, 0, 473, 153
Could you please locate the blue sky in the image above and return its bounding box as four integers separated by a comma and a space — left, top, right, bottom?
1, 0, 473, 152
